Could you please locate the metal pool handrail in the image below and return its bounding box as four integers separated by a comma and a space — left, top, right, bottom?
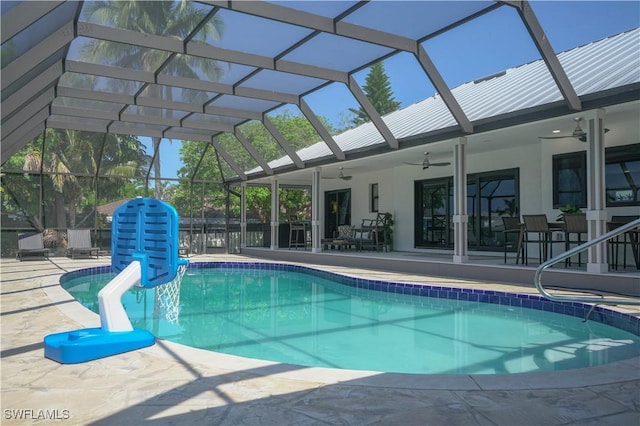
533, 218, 640, 306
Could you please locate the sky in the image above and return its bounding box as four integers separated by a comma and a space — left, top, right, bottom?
144, 0, 640, 179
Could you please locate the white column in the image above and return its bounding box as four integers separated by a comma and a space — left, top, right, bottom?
270, 177, 279, 250
240, 182, 247, 249
312, 168, 322, 252
585, 109, 608, 273
453, 137, 468, 263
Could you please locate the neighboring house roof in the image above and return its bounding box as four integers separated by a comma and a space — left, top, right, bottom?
255, 28, 640, 172
96, 198, 133, 218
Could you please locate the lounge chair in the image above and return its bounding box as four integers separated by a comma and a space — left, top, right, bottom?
17, 232, 49, 261
66, 229, 99, 259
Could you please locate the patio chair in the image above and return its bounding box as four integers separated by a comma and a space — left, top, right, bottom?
609, 215, 640, 270
357, 216, 384, 251
522, 214, 564, 265
66, 229, 99, 259
502, 216, 523, 264
288, 216, 309, 250
17, 232, 49, 261
563, 213, 588, 267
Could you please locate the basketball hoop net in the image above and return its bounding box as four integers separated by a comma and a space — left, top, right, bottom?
155, 262, 187, 324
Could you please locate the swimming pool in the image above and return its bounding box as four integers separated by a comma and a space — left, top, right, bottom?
61, 262, 640, 375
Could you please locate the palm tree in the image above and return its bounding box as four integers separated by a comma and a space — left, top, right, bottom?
22, 130, 147, 246
81, 0, 225, 199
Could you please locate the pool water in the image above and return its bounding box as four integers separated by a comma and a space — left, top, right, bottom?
62, 264, 640, 375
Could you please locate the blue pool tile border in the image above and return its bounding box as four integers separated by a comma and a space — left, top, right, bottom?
61, 261, 640, 336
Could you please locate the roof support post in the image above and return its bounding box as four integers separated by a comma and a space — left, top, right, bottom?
452, 137, 469, 263
585, 109, 608, 273
506, 0, 582, 111
299, 98, 345, 161
240, 182, 247, 249
262, 115, 305, 168
311, 167, 322, 253
270, 177, 280, 250
347, 75, 399, 149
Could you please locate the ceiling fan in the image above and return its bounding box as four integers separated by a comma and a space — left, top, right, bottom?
404, 152, 451, 170
539, 117, 609, 142
322, 167, 352, 181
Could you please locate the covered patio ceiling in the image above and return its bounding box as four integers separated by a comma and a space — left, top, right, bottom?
2, 1, 638, 184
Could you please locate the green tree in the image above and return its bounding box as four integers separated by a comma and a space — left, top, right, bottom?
349, 61, 400, 126
81, 0, 224, 199
171, 111, 328, 223
7, 130, 147, 233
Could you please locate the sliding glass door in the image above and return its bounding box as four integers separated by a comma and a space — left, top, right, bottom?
415, 169, 518, 250
324, 189, 351, 239
415, 179, 452, 247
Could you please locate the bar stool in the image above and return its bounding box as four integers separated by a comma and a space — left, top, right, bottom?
609, 216, 640, 269
522, 214, 563, 265
502, 216, 523, 264
289, 216, 306, 250
563, 213, 587, 267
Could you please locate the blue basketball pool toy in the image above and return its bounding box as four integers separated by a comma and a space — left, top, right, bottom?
44, 198, 189, 363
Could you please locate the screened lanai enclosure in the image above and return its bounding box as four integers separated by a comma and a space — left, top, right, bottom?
2, 1, 639, 260
0, 126, 316, 256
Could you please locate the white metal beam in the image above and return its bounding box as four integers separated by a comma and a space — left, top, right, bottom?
163, 129, 213, 143
77, 22, 183, 53
65, 60, 156, 84
416, 46, 474, 134
47, 115, 109, 133
3, 107, 49, 149
506, 1, 581, 111
211, 138, 247, 181
262, 116, 304, 168
1, 1, 66, 41
347, 75, 399, 149
234, 129, 274, 175
52, 105, 120, 122
2, 89, 54, 137
2, 21, 74, 91
299, 98, 345, 161
57, 86, 134, 105
1, 121, 45, 161
1, 61, 63, 121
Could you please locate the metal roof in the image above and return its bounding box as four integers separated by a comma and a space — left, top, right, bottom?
259, 28, 640, 171
2, 1, 638, 182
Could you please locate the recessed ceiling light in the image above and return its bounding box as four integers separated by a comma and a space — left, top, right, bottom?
552, 130, 561, 134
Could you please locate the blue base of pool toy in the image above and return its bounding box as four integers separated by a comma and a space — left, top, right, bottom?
44, 328, 155, 364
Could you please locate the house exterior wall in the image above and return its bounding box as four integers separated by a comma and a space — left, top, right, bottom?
320, 133, 638, 254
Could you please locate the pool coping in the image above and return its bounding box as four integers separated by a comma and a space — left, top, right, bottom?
44, 260, 640, 391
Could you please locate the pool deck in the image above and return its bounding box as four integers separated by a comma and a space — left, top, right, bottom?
1, 254, 639, 425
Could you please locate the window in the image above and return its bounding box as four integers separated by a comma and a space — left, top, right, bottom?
605, 144, 640, 205
553, 143, 640, 208
370, 183, 379, 212
553, 152, 587, 208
